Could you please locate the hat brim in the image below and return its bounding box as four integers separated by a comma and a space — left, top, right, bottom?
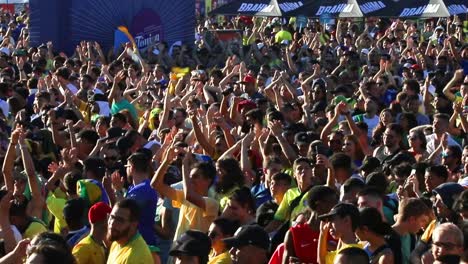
222, 237, 245, 249
317, 212, 338, 221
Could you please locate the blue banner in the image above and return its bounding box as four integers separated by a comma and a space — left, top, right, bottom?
29, 0, 195, 55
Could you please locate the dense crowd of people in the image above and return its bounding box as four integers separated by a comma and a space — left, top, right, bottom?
0, 7, 467, 264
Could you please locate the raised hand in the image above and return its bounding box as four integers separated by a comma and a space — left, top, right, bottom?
10, 127, 21, 145
316, 154, 331, 168
111, 170, 125, 191
114, 70, 126, 83
268, 119, 283, 137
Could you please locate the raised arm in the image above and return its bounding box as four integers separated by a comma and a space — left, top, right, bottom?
269, 120, 297, 165
18, 130, 44, 219
108, 70, 126, 104
320, 104, 341, 144
182, 152, 206, 210
2, 128, 20, 191
317, 221, 330, 264
189, 110, 215, 157
443, 69, 465, 102
150, 147, 177, 200
240, 132, 255, 187
0, 192, 16, 254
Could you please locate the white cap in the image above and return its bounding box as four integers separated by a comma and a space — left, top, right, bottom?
361, 48, 369, 55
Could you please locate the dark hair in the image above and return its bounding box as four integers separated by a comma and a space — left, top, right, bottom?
446, 145, 462, 166
399, 198, 431, 222
64, 171, 82, 195
212, 218, 239, 237
403, 79, 420, 94
112, 112, 127, 125
193, 162, 216, 185
329, 153, 352, 172
399, 113, 418, 131
55, 66, 71, 80
392, 163, 412, 180
357, 187, 384, 200
433, 113, 450, 123
386, 123, 403, 136
267, 110, 284, 122
410, 129, 427, 150
307, 185, 338, 211
230, 187, 256, 213
245, 108, 264, 124
216, 158, 244, 193
83, 157, 106, 180
78, 130, 99, 146
337, 247, 370, 263
63, 198, 87, 226
343, 178, 366, 195
28, 232, 75, 264
116, 199, 141, 222
174, 107, 188, 118
358, 207, 393, 236
128, 153, 150, 174
272, 172, 292, 185
453, 189, 468, 213
9, 197, 28, 217
365, 171, 388, 194
95, 116, 110, 127
426, 165, 449, 182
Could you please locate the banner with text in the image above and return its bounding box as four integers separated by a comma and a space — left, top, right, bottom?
29, 0, 195, 55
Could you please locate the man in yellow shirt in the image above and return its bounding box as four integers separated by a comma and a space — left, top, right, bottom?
73, 202, 111, 264
152, 149, 219, 241
169, 230, 211, 264
107, 199, 153, 264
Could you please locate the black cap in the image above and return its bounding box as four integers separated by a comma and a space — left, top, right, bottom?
358, 156, 380, 174
223, 225, 270, 251
310, 101, 327, 113
116, 137, 132, 152
169, 230, 211, 261
433, 182, 465, 209
318, 203, 360, 224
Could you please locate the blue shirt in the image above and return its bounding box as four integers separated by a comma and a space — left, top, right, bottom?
67, 226, 90, 248
126, 179, 158, 246
251, 183, 272, 208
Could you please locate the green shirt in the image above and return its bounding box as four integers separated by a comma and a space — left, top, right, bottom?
111, 99, 137, 121
400, 234, 411, 264
274, 187, 309, 224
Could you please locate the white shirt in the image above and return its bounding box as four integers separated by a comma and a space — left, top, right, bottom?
0, 225, 22, 243
426, 133, 461, 164
59, 83, 78, 95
